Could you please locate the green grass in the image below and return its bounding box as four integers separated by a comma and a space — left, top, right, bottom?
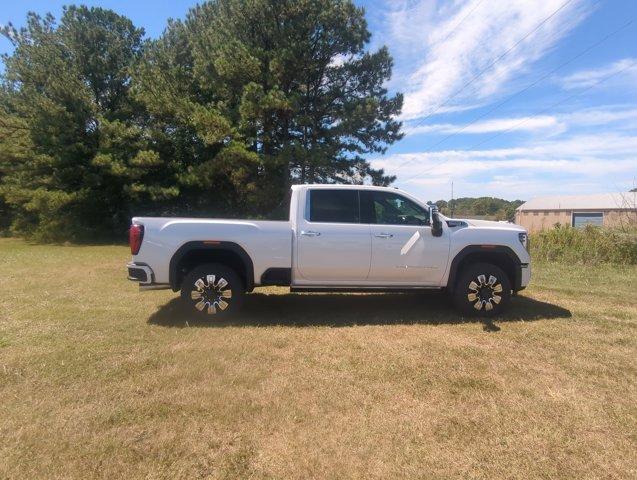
530, 225, 637, 265
1, 238, 636, 479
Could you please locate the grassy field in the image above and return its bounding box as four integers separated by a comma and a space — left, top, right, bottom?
1, 238, 635, 479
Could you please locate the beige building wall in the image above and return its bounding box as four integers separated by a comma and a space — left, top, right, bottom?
605, 210, 637, 228
515, 209, 637, 233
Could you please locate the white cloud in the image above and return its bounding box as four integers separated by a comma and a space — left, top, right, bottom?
405, 115, 560, 136
560, 58, 637, 89
402, 105, 637, 137
562, 105, 637, 128
328, 53, 349, 68
364, 1, 635, 201
385, 0, 591, 121
370, 132, 637, 200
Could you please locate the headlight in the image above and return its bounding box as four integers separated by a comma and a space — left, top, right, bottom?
518, 232, 529, 251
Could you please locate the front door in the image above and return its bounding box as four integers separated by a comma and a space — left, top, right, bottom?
362, 191, 450, 285
296, 189, 371, 283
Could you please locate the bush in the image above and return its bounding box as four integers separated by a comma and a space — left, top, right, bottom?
530, 224, 637, 265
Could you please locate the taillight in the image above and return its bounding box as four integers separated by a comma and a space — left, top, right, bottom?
129, 224, 144, 255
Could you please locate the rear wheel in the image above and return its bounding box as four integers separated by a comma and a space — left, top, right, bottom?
453, 262, 511, 317
180, 263, 244, 318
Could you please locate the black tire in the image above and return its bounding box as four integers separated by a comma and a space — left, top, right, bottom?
180, 263, 245, 318
453, 262, 511, 317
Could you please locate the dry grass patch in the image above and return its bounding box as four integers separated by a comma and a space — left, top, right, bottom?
0, 238, 635, 479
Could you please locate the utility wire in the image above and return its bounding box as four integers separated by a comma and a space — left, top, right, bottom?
408, 0, 578, 126
398, 17, 634, 168
400, 60, 636, 183
471, 63, 636, 149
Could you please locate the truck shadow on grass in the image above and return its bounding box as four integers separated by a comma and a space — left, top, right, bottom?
147, 292, 571, 331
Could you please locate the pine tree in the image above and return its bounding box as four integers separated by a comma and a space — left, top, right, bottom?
1, 1, 404, 239
0, 7, 171, 240
135, 0, 403, 217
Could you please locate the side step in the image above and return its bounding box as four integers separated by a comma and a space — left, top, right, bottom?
290, 286, 441, 294
139, 284, 171, 291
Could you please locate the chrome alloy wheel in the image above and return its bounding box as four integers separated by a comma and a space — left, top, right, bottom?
190, 275, 232, 315
467, 274, 503, 312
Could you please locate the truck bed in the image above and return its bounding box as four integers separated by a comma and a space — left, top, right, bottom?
131, 217, 293, 285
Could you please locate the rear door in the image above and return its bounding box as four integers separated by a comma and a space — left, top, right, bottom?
362, 191, 450, 285
296, 189, 371, 283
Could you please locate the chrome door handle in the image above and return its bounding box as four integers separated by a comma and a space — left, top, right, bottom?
374, 233, 393, 238
301, 230, 321, 237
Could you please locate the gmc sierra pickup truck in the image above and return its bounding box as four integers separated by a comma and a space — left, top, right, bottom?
127, 184, 530, 317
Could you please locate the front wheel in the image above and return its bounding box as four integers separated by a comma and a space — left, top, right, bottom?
453, 262, 511, 317
180, 263, 244, 318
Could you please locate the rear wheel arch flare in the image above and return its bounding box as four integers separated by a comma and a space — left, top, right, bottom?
169, 241, 255, 292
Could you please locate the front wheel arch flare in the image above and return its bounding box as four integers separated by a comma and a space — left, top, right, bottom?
447, 246, 520, 293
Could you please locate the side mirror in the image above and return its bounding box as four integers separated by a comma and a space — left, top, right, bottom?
429, 204, 443, 237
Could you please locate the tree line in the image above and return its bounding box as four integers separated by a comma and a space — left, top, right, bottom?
0, 1, 403, 241
435, 197, 524, 222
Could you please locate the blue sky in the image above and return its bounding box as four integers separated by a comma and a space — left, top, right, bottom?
2, 0, 636, 201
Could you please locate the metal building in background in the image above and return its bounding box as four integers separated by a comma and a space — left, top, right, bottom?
515, 192, 637, 233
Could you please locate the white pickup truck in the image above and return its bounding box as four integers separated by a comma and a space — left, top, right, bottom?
127, 184, 530, 317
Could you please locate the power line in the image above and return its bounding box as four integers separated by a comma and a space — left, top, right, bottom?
399, 17, 634, 167
472, 63, 636, 149
400, 60, 636, 183
408, 0, 579, 126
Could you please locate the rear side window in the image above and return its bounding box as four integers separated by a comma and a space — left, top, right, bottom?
308, 190, 360, 223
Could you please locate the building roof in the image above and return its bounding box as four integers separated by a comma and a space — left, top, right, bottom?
517, 192, 636, 211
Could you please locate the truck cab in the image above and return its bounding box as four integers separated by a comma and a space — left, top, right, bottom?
292, 185, 450, 287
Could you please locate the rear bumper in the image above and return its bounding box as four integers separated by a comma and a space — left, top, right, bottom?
127, 262, 154, 285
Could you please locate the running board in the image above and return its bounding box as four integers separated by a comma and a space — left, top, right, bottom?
139, 284, 171, 291
290, 286, 442, 294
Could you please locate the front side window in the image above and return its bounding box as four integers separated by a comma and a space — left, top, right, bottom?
308, 189, 360, 223
362, 191, 429, 226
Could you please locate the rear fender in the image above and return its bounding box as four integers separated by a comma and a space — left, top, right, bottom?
169, 241, 254, 292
